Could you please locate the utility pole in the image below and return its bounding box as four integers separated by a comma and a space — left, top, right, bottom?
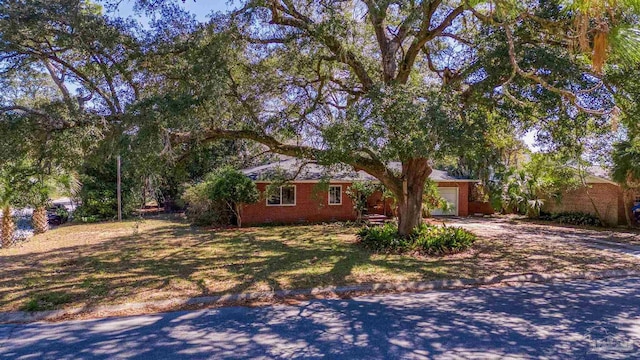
117, 156, 122, 222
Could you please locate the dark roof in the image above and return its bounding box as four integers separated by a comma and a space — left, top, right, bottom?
586, 166, 611, 180
566, 164, 616, 184
241, 158, 475, 182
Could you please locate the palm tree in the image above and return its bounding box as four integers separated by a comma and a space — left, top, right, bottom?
0, 175, 18, 247
28, 172, 81, 234
0, 204, 14, 248
29, 179, 50, 235
569, 0, 640, 73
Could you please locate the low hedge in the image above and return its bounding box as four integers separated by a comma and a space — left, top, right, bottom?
539, 211, 603, 227
357, 222, 476, 256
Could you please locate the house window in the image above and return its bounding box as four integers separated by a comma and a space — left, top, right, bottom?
329, 185, 342, 205
267, 186, 296, 206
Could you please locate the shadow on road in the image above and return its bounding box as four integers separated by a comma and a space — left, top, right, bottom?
2, 277, 639, 359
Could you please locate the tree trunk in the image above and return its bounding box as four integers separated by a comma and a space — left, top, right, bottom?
623, 188, 634, 227
1, 205, 14, 247
395, 159, 432, 237
235, 203, 242, 228
32, 206, 49, 234
585, 187, 607, 226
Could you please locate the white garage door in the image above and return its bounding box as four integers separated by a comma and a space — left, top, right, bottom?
431, 187, 458, 216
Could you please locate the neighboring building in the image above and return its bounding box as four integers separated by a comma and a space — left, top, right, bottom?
542, 169, 628, 226
240, 158, 491, 226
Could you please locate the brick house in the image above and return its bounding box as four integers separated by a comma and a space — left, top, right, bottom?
240, 158, 491, 226
239, 159, 632, 226
542, 170, 629, 226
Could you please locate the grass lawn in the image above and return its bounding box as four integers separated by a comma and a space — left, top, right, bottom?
1, 215, 639, 312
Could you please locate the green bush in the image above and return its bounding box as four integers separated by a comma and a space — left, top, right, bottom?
182, 182, 231, 226
357, 222, 476, 255
412, 223, 477, 255
357, 222, 412, 252
54, 206, 70, 223
205, 167, 259, 227
539, 211, 602, 227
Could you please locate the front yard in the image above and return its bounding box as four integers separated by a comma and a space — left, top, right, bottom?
1, 215, 639, 312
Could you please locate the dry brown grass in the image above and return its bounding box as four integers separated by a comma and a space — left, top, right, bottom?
1, 215, 638, 312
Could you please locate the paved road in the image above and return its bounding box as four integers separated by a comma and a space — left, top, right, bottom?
2, 278, 640, 359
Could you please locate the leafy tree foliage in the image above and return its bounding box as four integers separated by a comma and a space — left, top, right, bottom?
149, 1, 637, 235
204, 167, 259, 228
2, 0, 640, 237
490, 153, 580, 217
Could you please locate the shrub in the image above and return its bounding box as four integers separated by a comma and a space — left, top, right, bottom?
205, 167, 259, 227
412, 223, 477, 255
73, 214, 101, 223
357, 222, 476, 255
182, 183, 230, 226
357, 222, 412, 252
539, 211, 602, 227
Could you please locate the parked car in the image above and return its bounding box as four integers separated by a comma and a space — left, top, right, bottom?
633, 203, 640, 223
47, 204, 70, 226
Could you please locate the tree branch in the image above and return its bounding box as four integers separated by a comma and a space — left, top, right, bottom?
1, 105, 50, 119
364, 0, 397, 83
396, 5, 465, 84
503, 25, 609, 116
266, 0, 375, 91
41, 58, 74, 109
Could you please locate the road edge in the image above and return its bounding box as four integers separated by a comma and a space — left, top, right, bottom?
1, 269, 638, 324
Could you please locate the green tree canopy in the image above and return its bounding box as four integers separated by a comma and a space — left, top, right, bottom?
146, 0, 639, 235
206, 167, 259, 227
3, 0, 640, 236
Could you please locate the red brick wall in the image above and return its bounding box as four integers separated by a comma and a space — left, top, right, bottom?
367, 191, 394, 216
243, 181, 475, 226
469, 201, 495, 215
242, 182, 357, 226
542, 183, 624, 225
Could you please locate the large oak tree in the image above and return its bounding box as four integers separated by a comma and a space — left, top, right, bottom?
3, 0, 639, 236
155, 0, 635, 235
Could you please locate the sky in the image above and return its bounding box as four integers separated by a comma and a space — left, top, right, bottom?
107, 0, 237, 22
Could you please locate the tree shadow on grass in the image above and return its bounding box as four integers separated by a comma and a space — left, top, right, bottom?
1, 218, 637, 313
0, 222, 448, 312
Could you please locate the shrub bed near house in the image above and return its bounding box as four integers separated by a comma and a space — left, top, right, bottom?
539, 211, 603, 227
182, 182, 230, 226
357, 222, 476, 255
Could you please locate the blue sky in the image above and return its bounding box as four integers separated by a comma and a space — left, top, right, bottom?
107, 0, 237, 21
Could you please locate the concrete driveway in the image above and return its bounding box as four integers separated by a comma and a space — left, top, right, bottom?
443, 217, 640, 258
2, 277, 640, 359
